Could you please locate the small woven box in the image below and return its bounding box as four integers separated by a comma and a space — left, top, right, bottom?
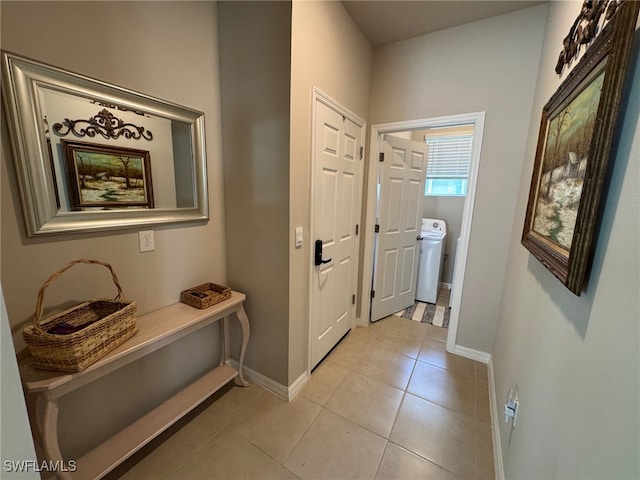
180, 282, 231, 309
22, 259, 137, 373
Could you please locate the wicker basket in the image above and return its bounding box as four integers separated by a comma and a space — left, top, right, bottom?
23, 259, 137, 373
180, 282, 231, 309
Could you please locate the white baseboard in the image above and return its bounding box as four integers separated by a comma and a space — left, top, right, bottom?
487, 357, 505, 480
451, 345, 503, 478
226, 359, 309, 401
451, 344, 491, 364
287, 370, 310, 400
438, 282, 452, 290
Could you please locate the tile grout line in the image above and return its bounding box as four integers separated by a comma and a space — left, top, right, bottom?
155, 388, 268, 480
373, 440, 391, 479
269, 404, 322, 476
299, 328, 395, 478
386, 332, 471, 477
359, 318, 481, 475
153, 313, 491, 479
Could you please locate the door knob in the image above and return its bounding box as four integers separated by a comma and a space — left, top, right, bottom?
314, 239, 332, 266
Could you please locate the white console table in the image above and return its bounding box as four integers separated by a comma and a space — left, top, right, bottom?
18, 290, 250, 480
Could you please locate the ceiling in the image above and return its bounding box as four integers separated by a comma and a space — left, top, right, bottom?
342, 1, 545, 47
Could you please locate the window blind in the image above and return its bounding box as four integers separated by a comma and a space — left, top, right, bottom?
425, 134, 473, 178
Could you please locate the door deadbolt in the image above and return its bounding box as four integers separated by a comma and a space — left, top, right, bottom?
314, 240, 332, 266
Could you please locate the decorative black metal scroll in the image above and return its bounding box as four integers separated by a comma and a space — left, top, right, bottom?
90, 100, 148, 117
52, 109, 153, 141
555, 0, 622, 75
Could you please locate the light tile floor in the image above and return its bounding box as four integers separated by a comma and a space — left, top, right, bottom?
118, 314, 494, 480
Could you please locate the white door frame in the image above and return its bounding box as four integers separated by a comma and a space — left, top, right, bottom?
308, 87, 366, 371
360, 112, 485, 353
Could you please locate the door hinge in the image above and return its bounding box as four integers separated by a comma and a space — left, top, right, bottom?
379, 152, 384, 162
352, 294, 356, 305
371, 290, 375, 299
355, 224, 359, 236
359, 146, 364, 159
374, 224, 380, 233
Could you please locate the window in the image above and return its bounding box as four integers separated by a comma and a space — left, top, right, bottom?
424, 133, 473, 196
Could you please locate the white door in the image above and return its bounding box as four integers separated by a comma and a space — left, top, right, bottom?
371, 135, 428, 322
310, 97, 363, 368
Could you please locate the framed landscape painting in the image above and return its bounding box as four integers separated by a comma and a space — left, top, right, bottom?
522, 0, 639, 295
63, 140, 154, 210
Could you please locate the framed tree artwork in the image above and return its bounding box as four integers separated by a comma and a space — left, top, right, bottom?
63, 140, 154, 210
522, 0, 639, 295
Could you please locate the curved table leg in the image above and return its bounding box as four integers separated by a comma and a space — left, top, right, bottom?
234, 305, 250, 387
40, 393, 73, 480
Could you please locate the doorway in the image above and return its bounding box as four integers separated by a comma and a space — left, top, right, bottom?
361, 112, 485, 353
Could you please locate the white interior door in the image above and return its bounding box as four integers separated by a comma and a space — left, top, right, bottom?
310, 96, 363, 368
371, 135, 428, 322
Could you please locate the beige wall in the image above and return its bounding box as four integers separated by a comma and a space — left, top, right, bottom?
218, 0, 372, 387
493, 3, 640, 477
289, 1, 372, 383
368, 5, 548, 353
218, 1, 292, 386
1, 1, 225, 459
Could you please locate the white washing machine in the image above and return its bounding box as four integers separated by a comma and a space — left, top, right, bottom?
416, 218, 447, 304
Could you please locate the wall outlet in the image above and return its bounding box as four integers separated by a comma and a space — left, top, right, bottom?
139, 230, 155, 252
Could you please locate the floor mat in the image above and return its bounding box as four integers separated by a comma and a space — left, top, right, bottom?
399, 301, 450, 327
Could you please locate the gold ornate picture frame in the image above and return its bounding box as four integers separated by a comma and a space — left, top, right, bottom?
63, 140, 154, 210
522, 0, 639, 295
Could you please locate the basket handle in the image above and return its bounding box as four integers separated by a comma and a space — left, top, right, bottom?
33, 259, 125, 333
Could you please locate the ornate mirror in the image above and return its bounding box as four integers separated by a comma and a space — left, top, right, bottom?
1, 51, 208, 236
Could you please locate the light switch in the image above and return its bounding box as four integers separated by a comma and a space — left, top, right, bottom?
295, 227, 303, 248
